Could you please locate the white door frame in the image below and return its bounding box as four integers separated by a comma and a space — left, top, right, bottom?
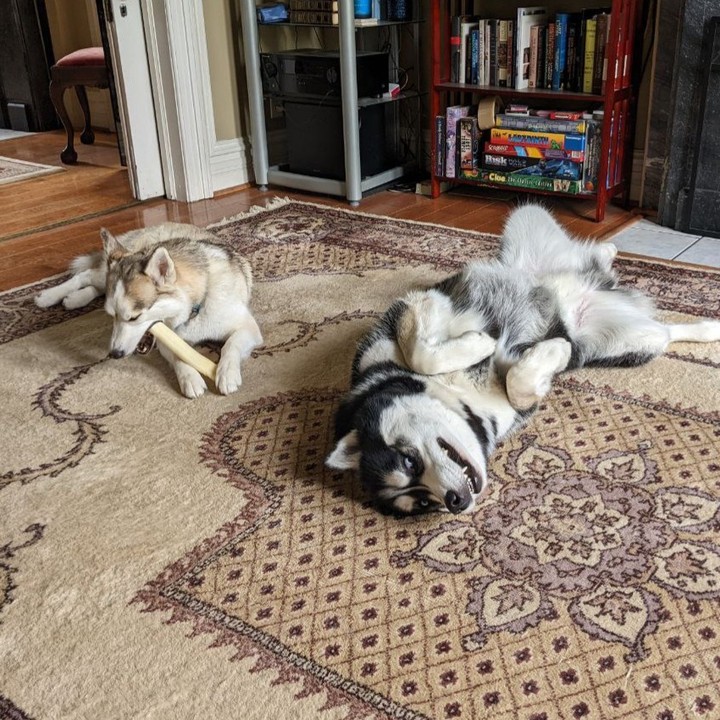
139, 0, 252, 202
105, 0, 164, 199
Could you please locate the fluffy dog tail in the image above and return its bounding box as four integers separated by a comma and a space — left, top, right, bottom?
69, 251, 104, 276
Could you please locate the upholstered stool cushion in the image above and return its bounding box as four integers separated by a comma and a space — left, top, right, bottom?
55, 47, 105, 67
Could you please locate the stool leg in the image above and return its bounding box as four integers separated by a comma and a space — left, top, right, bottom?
75, 86, 95, 145
49, 80, 77, 164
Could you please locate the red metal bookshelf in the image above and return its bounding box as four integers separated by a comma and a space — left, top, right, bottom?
430, 0, 642, 221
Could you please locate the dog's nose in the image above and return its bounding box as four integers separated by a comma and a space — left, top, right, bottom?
108, 348, 126, 359
445, 490, 471, 514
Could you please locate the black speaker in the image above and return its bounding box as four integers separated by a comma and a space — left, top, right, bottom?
284, 101, 387, 180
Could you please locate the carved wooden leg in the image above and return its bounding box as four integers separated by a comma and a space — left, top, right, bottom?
75, 85, 95, 145
49, 80, 77, 164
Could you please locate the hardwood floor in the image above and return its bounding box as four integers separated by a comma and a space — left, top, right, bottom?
0, 130, 639, 292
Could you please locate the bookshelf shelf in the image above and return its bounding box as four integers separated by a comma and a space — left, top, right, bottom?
430, 0, 643, 221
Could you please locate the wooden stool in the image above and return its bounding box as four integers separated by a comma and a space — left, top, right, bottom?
49, 47, 109, 164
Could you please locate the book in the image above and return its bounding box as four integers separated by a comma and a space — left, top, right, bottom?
529, 24, 541, 89
450, 16, 463, 82
434, 115, 446, 177
582, 114, 602, 191
477, 20, 486, 85
481, 169, 583, 194
289, 0, 338, 8
470, 27, 480, 85
565, 13, 582, 91
544, 21, 555, 88
482, 20, 491, 85
445, 105, 471, 177
494, 113, 587, 133
515, 6, 548, 90
460, 17, 478, 83
490, 127, 586, 151
484, 153, 577, 171
488, 19, 499, 86
485, 142, 585, 161
507, 20, 514, 88
458, 117, 480, 179
552, 13, 570, 90
593, 12, 610, 94
582, 16, 597, 93
498, 20, 509, 87
536, 24, 547, 88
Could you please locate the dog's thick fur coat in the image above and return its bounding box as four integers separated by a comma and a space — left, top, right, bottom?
327, 205, 720, 516
36, 222, 262, 398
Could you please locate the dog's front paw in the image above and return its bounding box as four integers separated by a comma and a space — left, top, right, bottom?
464, 331, 497, 364
216, 362, 242, 396
177, 369, 207, 399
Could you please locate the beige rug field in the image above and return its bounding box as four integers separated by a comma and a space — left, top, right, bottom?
0, 156, 62, 186
1, 199, 719, 720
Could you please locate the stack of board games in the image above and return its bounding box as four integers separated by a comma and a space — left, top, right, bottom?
480, 106, 603, 194
433, 104, 603, 194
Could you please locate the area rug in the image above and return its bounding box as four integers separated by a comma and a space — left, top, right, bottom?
0, 156, 62, 186
2, 199, 719, 720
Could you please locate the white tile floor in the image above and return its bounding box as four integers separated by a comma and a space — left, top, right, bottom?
611, 218, 720, 268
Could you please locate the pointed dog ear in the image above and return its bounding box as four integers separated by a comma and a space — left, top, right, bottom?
326, 430, 361, 470
101, 228, 128, 261
144, 247, 176, 286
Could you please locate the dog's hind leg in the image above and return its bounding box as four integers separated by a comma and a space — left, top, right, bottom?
667, 321, 720, 343
397, 290, 496, 375
35, 265, 105, 309
505, 338, 573, 410
215, 312, 263, 395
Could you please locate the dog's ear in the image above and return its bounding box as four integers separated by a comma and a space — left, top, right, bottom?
325, 430, 361, 470
100, 228, 128, 261
144, 247, 177, 286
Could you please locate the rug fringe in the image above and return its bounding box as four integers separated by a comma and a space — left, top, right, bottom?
207, 196, 294, 229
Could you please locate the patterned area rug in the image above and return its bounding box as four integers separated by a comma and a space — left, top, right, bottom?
0, 156, 62, 186
2, 200, 720, 720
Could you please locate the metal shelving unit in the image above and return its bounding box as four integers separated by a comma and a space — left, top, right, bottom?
239, 0, 422, 205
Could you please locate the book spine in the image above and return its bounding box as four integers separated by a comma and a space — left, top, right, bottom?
458, 117, 480, 179
498, 20, 508, 87
445, 106, 471, 178
450, 16, 462, 83
593, 13, 609, 95
489, 20, 498, 86
481, 169, 583, 194
485, 142, 585, 161
565, 17, 578, 91
495, 114, 587, 133
535, 25, 546, 89
484, 20, 491, 85
434, 115, 446, 177
582, 117, 602, 192
529, 25, 540, 89
552, 14, 569, 90
544, 22, 555, 90
582, 18, 597, 93
490, 127, 586, 151
507, 20, 514, 89
477, 21, 485, 85
470, 28, 480, 85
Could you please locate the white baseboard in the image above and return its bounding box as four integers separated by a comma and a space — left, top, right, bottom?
209, 137, 251, 192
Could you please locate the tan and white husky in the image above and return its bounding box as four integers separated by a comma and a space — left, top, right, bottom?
36, 222, 262, 399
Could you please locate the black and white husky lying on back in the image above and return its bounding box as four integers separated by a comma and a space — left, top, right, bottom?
326, 204, 720, 517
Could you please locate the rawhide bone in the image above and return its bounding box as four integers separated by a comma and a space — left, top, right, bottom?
149, 322, 217, 381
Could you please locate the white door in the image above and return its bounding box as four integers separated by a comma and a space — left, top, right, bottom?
104, 0, 165, 200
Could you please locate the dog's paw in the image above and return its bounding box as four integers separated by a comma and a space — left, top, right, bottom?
177, 370, 207, 399
216, 362, 242, 395
506, 339, 572, 410
464, 331, 497, 363
694, 320, 720, 342
35, 288, 61, 308
62, 287, 100, 310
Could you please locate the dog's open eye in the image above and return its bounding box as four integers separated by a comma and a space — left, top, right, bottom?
418, 498, 429, 508
401, 453, 420, 476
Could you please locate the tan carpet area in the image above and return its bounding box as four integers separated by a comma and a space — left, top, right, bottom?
1, 200, 720, 720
